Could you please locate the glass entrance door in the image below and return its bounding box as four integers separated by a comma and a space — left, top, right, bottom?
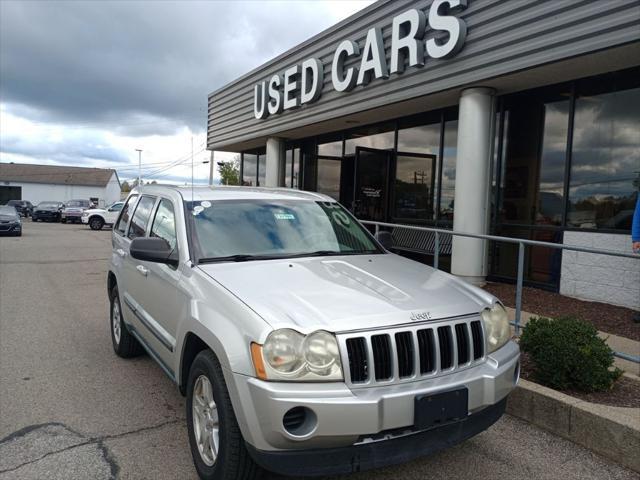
354, 147, 391, 222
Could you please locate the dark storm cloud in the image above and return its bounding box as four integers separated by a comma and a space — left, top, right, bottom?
0, 0, 350, 135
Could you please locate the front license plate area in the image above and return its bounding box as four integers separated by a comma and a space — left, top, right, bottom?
414, 388, 468, 430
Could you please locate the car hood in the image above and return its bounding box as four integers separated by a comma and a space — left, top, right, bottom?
36, 206, 59, 211
198, 253, 496, 332
0, 214, 18, 222
64, 207, 86, 212
83, 208, 106, 214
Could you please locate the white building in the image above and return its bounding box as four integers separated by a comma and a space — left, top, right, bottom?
0, 163, 121, 207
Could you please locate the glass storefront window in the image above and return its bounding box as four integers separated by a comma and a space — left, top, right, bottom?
316, 158, 341, 200
242, 153, 257, 186
498, 89, 570, 226
257, 154, 265, 187
394, 154, 436, 221
537, 100, 570, 226
397, 123, 440, 155
568, 84, 640, 230
344, 124, 394, 155
318, 141, 342, 157
285, 149, 293, 187
284, 148, 302, 188
438, 120, 457, 224
292, 148, 300, 189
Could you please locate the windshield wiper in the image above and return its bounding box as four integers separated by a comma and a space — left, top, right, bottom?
199, 249, 380, 264
198, 254, 282, 263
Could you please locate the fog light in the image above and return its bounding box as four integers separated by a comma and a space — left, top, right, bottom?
282, 407, 317, 437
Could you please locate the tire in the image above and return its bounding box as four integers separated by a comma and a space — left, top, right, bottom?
61, 218, 67, 224
186, 350, 262, 480
110, 285, 143, 358
31, 217, 37, 222
89, 216, 104, 230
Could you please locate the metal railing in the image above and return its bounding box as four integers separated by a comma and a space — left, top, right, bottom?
361, 220, 640, 365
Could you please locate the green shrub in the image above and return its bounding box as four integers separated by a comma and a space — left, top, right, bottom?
520, 316, 622, 392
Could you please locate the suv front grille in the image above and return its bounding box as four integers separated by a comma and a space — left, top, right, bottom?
339, 317, 485, 387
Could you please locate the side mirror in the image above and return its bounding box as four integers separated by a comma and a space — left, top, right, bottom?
375, 230, 394, 250
129, 237, 178, 266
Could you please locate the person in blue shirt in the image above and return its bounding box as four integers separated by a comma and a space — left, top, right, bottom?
633, 196, 640, 254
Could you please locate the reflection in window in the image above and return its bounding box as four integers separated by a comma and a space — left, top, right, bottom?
499, 90, 569, 226
151, 199, 177, 250
537, 101, 569, 226
397, 123, 440, 155
438, 120, 457, 224
568, 86, 640, 230
292, 149, 300, 189
318, 141, 342, 157
344, 128, 394, 155
317, 158, 341, 200
257, 154, 265, 187
242, 153, 257, 186
127, 196, 156, 240
394, 154, 436, 220
285, 148, 301, 188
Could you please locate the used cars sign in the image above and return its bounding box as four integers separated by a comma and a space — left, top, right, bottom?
253, 0, 468, 120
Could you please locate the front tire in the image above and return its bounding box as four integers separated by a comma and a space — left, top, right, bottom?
61, 218, 67, 224
186, 351, 262, 480
110, 285, 143, 358
89, 216, 105, 230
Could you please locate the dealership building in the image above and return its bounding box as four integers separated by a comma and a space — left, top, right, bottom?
207, 0, 640, 309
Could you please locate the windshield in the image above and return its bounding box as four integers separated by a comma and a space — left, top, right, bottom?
0, 206, 18, 216
66, 200, 88, 207
37, 202, 59, 208
187, 199, 382, 262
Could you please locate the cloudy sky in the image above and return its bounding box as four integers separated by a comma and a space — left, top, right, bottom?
0, 0, 372, 185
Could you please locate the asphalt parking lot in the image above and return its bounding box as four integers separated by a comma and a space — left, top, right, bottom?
0, 221, 637, 480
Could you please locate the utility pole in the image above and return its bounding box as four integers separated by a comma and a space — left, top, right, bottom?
135, 149, 143, 186
209, 150, 215, 186
191, 137, 195, 202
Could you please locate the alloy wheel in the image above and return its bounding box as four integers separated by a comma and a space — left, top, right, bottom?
192, 375, 220, 467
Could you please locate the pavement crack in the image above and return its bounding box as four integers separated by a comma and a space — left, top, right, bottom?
0, 419, 182, 476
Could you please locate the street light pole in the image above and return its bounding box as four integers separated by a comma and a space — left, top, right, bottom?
135, 149, 143, 186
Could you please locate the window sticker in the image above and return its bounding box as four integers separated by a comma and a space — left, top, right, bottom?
274, 212, 295, 220
193, 205, 205, 215
201, 201, 212, 208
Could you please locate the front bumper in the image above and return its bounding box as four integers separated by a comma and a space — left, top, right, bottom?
229, 340, 519, 458
81, 216, 89, 224
248, 397, 507, 477
0, 223, 21, 235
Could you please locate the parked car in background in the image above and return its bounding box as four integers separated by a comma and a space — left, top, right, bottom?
0, 205, 22, 236
82, 201, 124, 230
61, 199, 92, 224
108, 186, 519, 480
32, 201, 65, 222
6, 200, 34, 217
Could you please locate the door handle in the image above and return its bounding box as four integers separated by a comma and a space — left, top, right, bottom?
136, 265, 148, 276
116, 248, 127, 258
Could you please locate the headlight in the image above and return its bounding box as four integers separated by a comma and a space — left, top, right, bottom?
253, 329, 343, 382
481, 303, 510, 353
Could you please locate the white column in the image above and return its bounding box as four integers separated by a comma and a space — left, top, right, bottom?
451, 87, 495, 286
265, 137, 285, 187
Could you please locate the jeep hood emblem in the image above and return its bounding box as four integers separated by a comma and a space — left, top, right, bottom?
410, 311, 432, 321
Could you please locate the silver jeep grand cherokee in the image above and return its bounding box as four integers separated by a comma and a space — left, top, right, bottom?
108, 185, 519, 479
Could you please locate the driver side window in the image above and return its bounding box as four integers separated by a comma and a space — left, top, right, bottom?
150, 198, 177, 251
